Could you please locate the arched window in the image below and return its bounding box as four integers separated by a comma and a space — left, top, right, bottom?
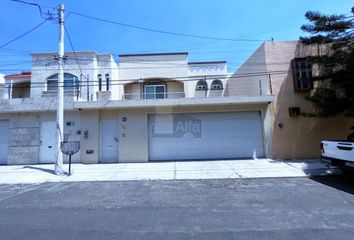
105, 74, 110, 91
196, 79, 207, 90
46, 73, 78, 91
211, 79, 223, 90
98, 74, 102, 91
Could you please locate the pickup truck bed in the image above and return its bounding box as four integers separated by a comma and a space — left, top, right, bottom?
321, 140, 354, 168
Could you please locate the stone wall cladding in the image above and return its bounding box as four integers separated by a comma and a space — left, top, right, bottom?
7, 114, 40, 164
7, 147, 39, 165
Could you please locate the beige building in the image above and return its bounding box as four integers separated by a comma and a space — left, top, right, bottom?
0, 51, 273, 165
1, 41, 349, 165
227, 41, 353, 159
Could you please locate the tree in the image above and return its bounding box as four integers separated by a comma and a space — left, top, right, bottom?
300, 7, 354, 117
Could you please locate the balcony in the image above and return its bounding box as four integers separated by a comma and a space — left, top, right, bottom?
0, 78, 275, 112
123, 92, 185, 100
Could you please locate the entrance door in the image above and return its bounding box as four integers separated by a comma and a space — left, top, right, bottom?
0, 120, 9, 165
100, 120, 119, 163
39, 121, 56, 163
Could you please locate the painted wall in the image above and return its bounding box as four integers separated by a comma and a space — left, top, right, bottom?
79, 110, 100, 163
230, 40, 354, 159
119, 54, 189, 82
30, 52, 118, 101
117, 103, 271, 163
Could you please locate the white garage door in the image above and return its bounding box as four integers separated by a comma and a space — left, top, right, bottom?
0, 120, 9, 165
148, 111, 264, 161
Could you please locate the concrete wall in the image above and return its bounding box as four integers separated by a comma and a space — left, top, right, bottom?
225, 43, 270, 96
79, 110, 100, 164
231, 40, 353, 159
31, 52, 118, 101
0, 102, 271, 164
264, 41, 353, 159
119, 54, 189, 82
117, 104, 271, 163
118, 109, 148, 162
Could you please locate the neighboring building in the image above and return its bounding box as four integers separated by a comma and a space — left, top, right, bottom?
3, 71, 31, 99
0, 74, 5, 100
227, 40, 353, 159
0, 51, 273, 165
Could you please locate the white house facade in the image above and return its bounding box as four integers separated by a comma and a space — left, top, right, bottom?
0, 51, 274, 165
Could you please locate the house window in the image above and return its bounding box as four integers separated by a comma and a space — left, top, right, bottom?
46, 73, 78, 91
144, 84, 166, 99
196, 79, 207, 90
98, 74, 102, 91
105, 74, 110, 91
291, 58, 314, 91
211, 79, 223, 89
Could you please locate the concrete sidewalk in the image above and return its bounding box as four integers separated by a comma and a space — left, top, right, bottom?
0, 159, 340, 184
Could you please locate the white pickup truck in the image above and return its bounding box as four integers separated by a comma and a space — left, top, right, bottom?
321, 126, 354, 174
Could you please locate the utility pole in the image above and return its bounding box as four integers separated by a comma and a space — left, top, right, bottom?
55, 4, 65, 175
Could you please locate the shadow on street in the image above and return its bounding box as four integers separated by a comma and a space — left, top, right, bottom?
310, 175, 354, 195
22, 166, 55, 175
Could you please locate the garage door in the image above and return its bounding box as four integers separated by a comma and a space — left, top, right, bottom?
148, 111, 264, 161
0, 120, 9, 165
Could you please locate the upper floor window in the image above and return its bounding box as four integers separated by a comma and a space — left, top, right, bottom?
291, 58, 314, 91
144, 82, 166, 99
196, 79, 207, 90
98, 74, 102, 91
46, 73, 78, 91
211, 79, 223, 90
105, 74, 110, 91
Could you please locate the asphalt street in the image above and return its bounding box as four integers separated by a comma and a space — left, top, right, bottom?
0, 176, 353, 240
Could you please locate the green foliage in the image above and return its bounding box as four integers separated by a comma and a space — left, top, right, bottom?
300, 7, 354, 117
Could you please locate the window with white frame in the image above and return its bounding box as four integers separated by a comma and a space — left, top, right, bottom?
46, 73, 78, 91
144, 84, 166, 99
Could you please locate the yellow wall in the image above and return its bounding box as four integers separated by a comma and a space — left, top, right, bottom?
265, 41, 353, 159
227, 41, 354, 159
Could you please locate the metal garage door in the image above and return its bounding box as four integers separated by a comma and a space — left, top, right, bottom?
0, 120, 9, 164
148, 111, 264, 161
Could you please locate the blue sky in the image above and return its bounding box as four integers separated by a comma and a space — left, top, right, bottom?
0, 0, 353, 73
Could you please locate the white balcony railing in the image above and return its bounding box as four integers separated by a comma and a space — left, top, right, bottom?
122, 92, 186, 100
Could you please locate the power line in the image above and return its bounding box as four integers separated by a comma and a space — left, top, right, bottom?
64, 25, 83, 76
0, 18, 50, 49
2, 71, 289, 88
10, 0, 56, 19
69, 10, 265, 43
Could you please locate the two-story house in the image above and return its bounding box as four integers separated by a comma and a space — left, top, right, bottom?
227, 40, 353, 159
0, 51, 273, 165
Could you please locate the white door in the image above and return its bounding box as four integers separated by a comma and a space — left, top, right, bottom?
100, 120, 119, 163
148, 111, 264, 161
0, 120, 9, 165
39, 121, 56, 163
